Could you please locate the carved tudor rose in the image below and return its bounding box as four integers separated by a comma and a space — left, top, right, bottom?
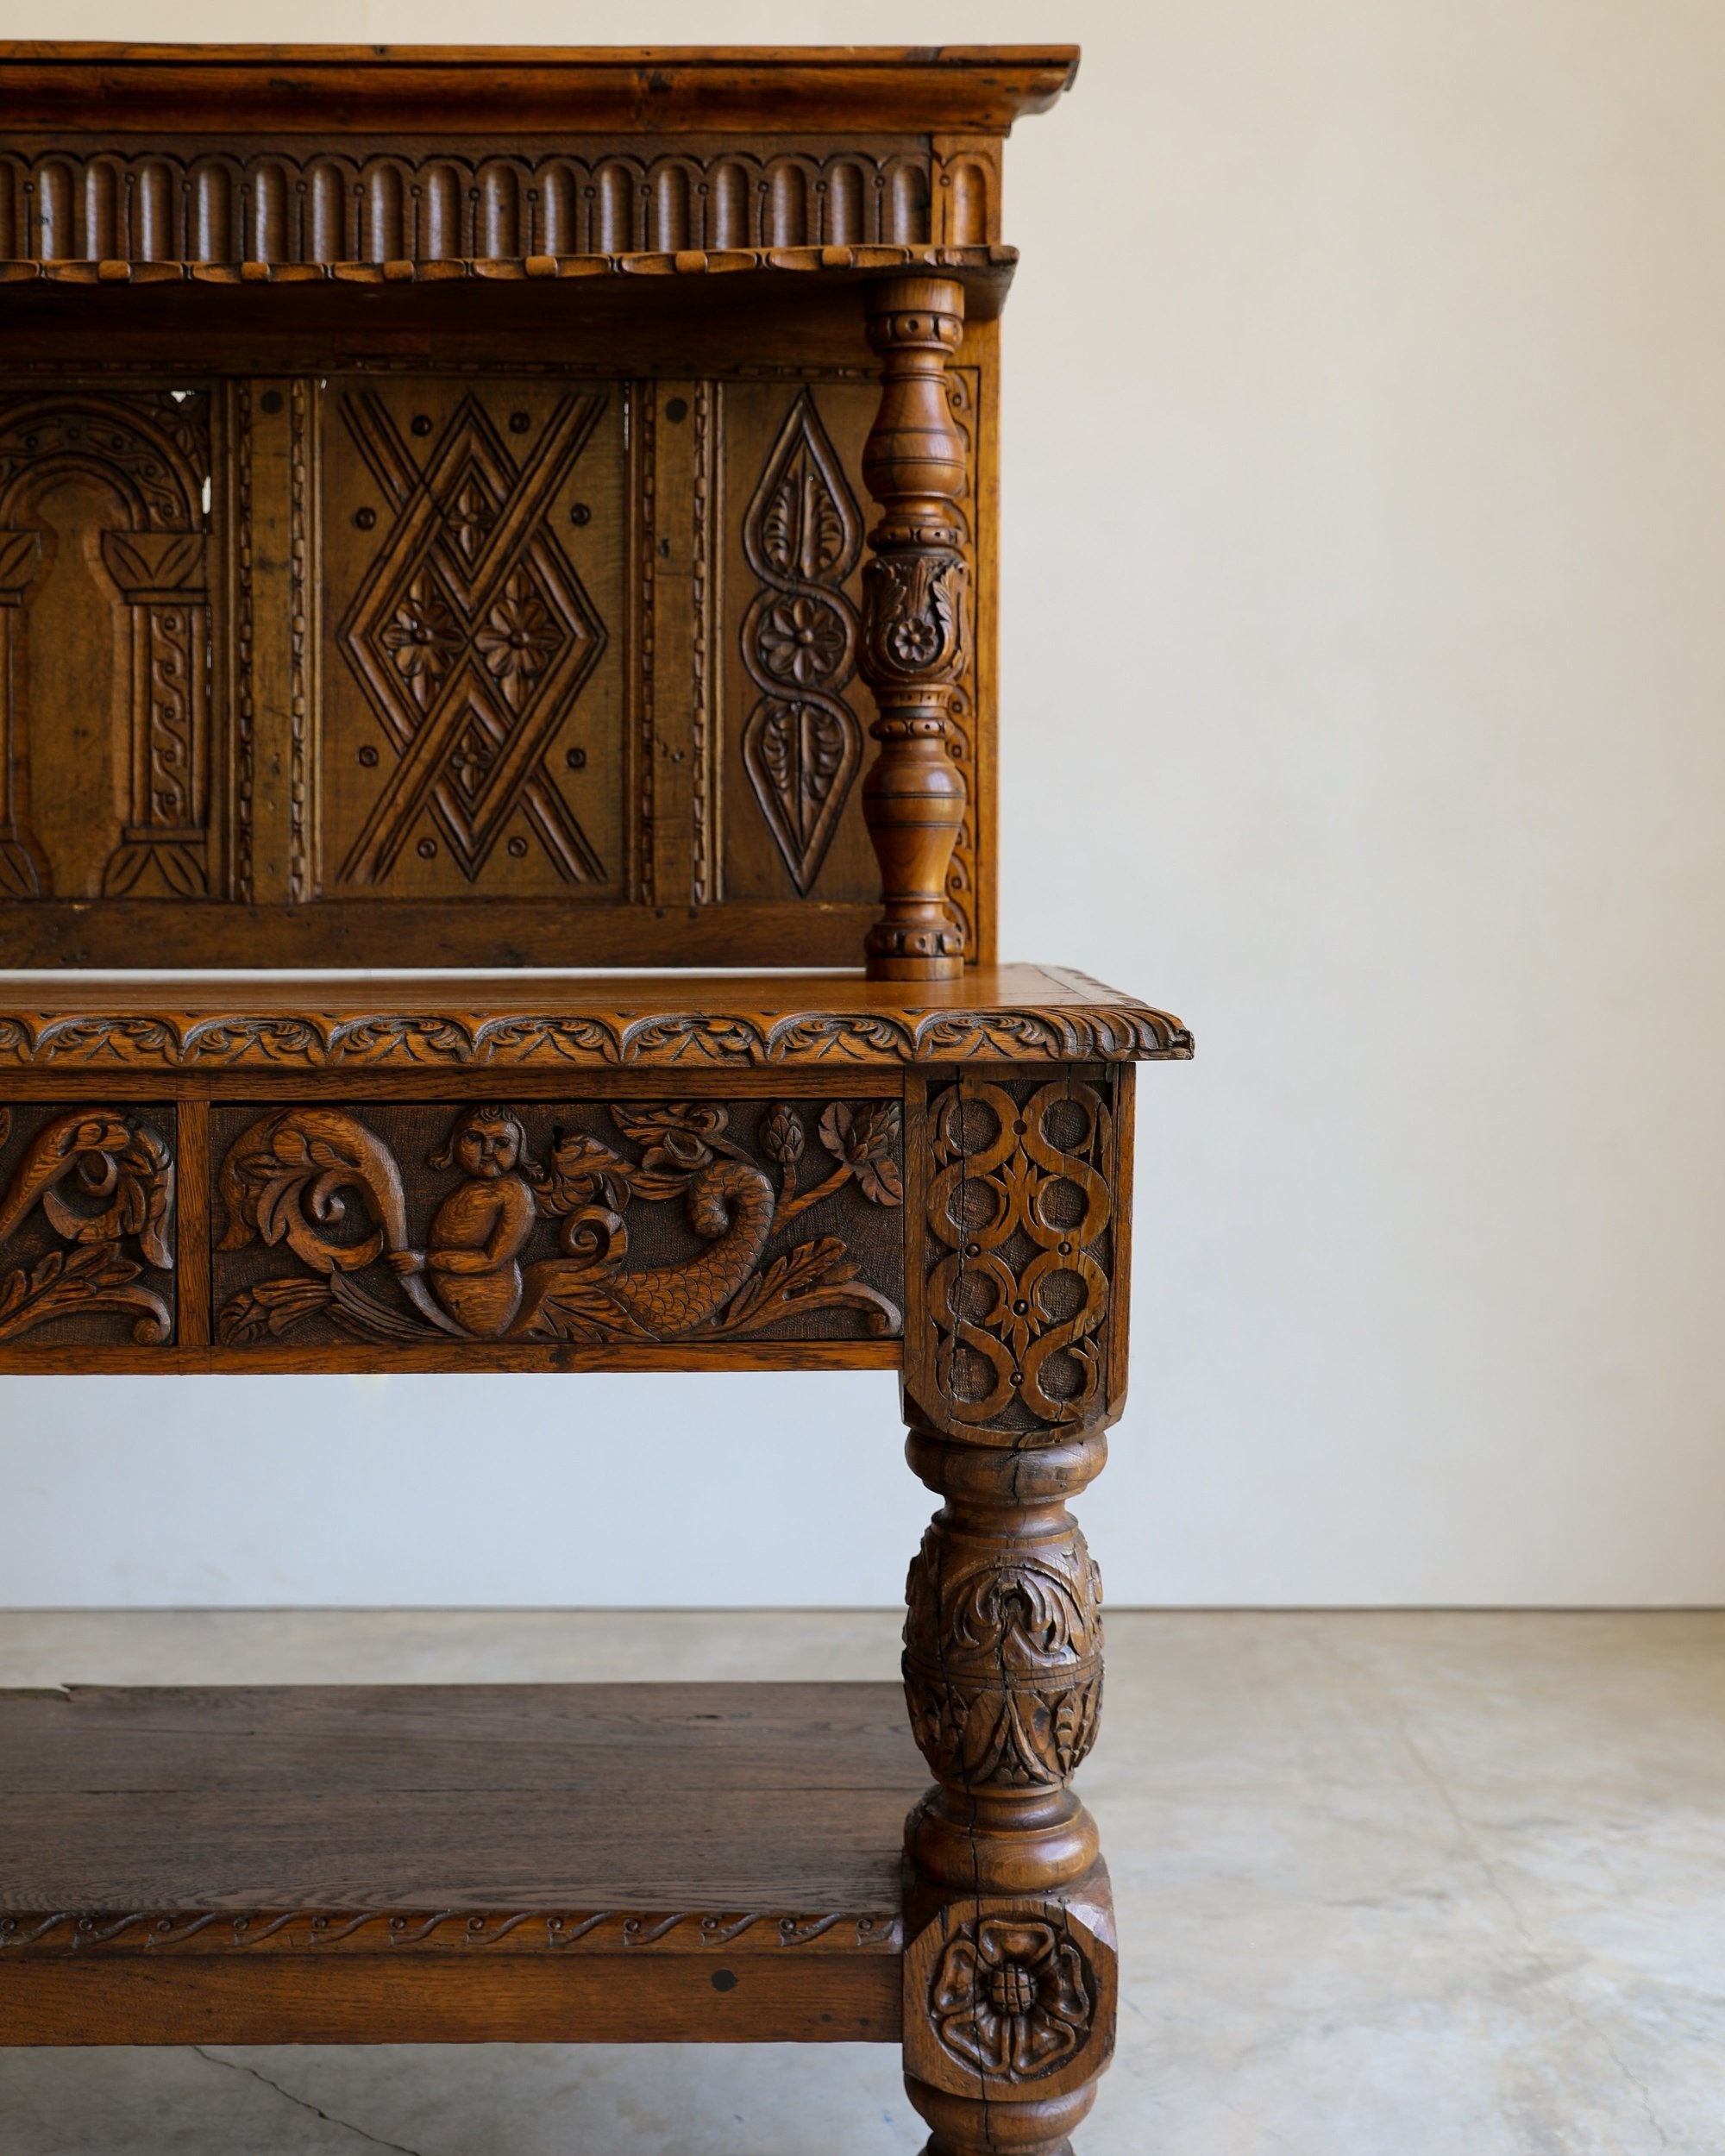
903, 1892, 1116, 2109
929, 1914, 1094, 2084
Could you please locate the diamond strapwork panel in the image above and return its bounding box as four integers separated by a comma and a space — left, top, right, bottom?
322, 378, 626, 902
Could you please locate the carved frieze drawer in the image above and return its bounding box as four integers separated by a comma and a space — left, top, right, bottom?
210, 1096, 904, 1351
0, 1102, 177, 1346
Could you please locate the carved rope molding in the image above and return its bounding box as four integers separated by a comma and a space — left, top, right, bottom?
0, 1000, 1191, 1071
0, 1909, 902, 1954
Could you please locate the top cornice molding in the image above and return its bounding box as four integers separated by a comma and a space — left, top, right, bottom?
0, 43, 1081, 138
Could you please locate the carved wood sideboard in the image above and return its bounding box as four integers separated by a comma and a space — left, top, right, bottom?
0, 47, 1191, 2156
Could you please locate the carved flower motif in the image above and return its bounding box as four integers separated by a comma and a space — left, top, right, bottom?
380, 593, 461, 679
930, 1917, 1091, 2083
757, 594, 848, 686
476, 589, 562, 681
442, 476, 498, 556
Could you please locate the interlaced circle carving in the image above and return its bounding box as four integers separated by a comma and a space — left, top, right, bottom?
925, 1079, 1113, 1430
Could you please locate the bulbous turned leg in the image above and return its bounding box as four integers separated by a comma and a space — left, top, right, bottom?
901, 1424, 1107, 1896
899, 1421, 1118, 2154
907, 2074, 1097, 2155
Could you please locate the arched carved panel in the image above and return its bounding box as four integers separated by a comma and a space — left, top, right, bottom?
0, 389, 215, 899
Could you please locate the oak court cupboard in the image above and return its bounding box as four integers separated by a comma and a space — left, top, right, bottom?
0, 44, 1192, 2156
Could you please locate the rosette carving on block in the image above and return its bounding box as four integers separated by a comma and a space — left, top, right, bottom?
903, 1888, 1119, 2150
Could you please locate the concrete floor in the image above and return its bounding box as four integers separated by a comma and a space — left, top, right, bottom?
1, 1609, 1722, 2153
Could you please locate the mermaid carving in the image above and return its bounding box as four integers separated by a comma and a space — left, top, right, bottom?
392, 1106, 537, 1339
216, 1098, 901, 1347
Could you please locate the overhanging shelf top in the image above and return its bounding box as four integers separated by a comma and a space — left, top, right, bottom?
0, 243, 1019, 323
0, 43, 1080, 135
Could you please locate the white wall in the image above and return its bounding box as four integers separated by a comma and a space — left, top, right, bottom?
4, 0, 1725, 1608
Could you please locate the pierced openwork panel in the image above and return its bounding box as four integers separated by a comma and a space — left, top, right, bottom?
211, 1094, 904, 1351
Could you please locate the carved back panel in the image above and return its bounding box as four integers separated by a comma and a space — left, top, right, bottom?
0, 43, 1053, 968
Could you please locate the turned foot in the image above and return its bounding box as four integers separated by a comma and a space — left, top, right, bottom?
907, 2075, 1096, 2154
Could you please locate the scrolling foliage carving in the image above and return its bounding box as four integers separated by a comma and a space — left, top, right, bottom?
214, 1096, 903, 1347
0, 1103, 175, 1343
919, 1077, 1117, 1437
739, 391, 864, 893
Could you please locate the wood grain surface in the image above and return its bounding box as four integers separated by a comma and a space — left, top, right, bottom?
0, 1682, 917, 1914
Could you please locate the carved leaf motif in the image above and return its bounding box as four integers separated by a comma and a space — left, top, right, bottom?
98, 530, 208, 599
699, 1233, 899, 1340
608, 1101, 736, 1180
0, 1243, 170, 1346
739, 695, 861, 897
819, 1100, 904, 1207
0, 1104, 176, 1345
0, 1110, 175, 1275
0, 529, 43, 599
743, 392, 862, 591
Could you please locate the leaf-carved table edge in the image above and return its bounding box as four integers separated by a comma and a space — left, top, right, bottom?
0, 967, 1193, 1071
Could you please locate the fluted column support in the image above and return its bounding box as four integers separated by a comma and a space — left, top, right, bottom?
857, 275, 969, 981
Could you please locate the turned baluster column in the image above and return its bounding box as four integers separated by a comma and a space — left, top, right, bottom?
899, 1071, 1130, 2156
857, 276, 969, 981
